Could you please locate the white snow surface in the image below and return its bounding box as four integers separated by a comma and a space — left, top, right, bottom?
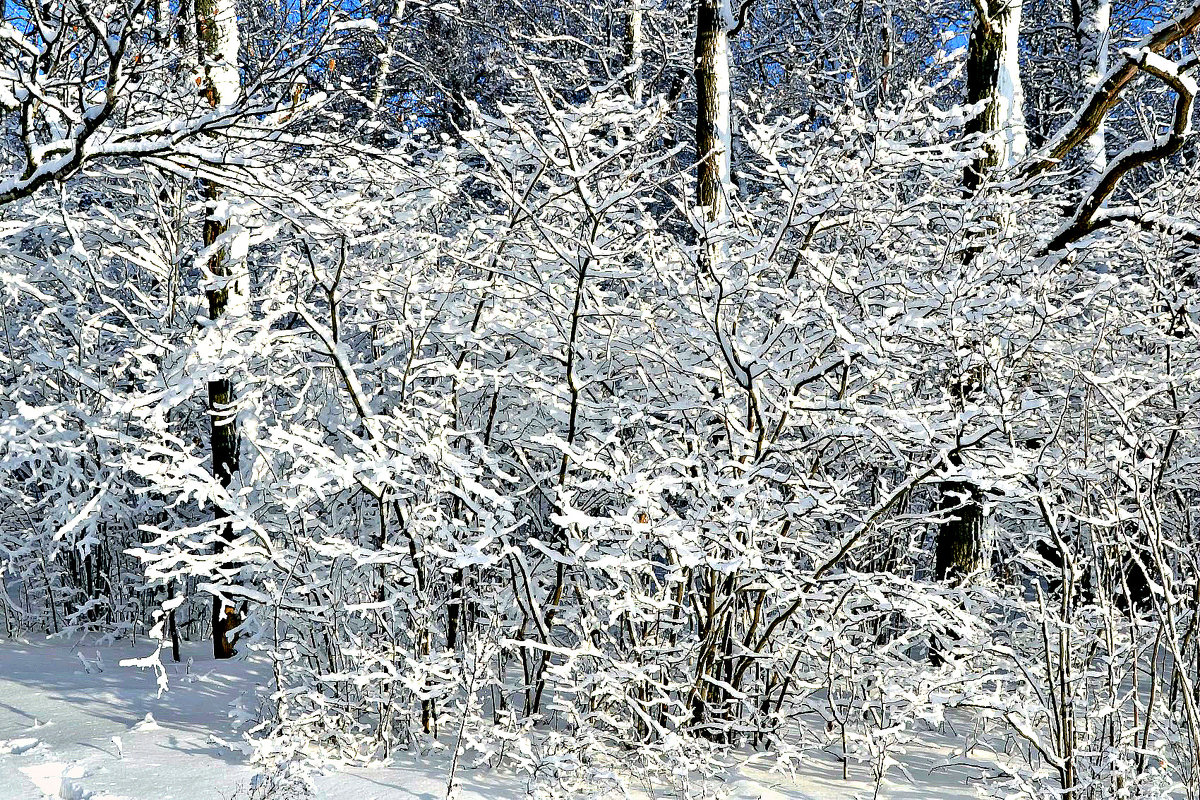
0, 638, 991, 799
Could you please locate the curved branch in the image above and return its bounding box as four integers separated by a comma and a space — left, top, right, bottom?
1043, 48, 1197, 253
728, 0, 762, 36
1026, 0, 1200, 178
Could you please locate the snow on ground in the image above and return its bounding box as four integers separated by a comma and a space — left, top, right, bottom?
0, 638, 990, 799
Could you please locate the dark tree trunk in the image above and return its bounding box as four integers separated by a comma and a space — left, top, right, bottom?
204, 182, 243, 660
935, 0, 1024, 582
962, 0, 1026, 191
694, 1, 730, 218
934, 478, 985, 582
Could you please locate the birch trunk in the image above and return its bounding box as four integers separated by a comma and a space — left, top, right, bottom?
369, 0, 407, 116
196, 0, 244, 660
1074, 0, 1109, 174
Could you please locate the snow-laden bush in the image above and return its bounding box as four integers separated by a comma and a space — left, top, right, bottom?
2, 27, 1200, 800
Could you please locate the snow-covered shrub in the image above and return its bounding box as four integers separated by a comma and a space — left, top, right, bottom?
2, 5, 1200, 798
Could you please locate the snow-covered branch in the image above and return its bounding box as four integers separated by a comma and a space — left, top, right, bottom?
1044, 48, 1197, 252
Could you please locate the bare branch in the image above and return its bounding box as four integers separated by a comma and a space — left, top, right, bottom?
729, 0, 762, 37
1026, 0, 1200, 177
1043, 48, 1197, 253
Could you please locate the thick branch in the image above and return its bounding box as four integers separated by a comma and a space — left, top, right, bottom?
1027, 1, 1200, 177
1044, 48, 1196, 253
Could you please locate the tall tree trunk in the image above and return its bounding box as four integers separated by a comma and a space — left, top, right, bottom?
963, 0, 1027, 191
624, 1, 644, 102
1073, 0, 1109, 175
177, 0, 197, 74
691, 0, 738, 735
695, 0, 735, 219
154, 0, 170, 45
369, 0, 406, 116
196, 0, 244, 659
879, 1, 894, 100
936, 0, 1026, 581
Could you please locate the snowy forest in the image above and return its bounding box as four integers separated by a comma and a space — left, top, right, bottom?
2, 0, 1200, 796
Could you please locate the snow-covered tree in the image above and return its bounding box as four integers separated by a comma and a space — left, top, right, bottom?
2, 0, 1200, 797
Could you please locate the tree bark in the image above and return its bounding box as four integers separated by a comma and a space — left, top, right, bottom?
1043, 49, 1196, 252
1073, 0, 1110, 175
695, 0, 734, 219
691, 0, 742, 738
154, 0, 170, 45
1027, 2, 1200, 178
963, 0, 1027, 191
368, 0, 407, 116
196, 0, 244, 660
936, 0, 1026, 581
879, 1, 894, 100
935, 476, 986, 582
624, 1, 644, 102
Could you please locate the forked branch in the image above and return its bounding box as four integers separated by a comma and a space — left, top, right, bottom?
1043, 48, 1197, 253
1026, 0, 1200, 178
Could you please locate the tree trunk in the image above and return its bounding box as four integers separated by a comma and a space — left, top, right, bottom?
624, 1, 644, 102
879, 1, 894, 100
691, 0, 739, 738
1073, 0, 1109, 175
154, 0, 170, 45
196, 0, 244, 660
963, 0, 1027, 190
934, 476, 985, 582
177, 0, 196, 74
369, 0, 407, 116
937, 0, 1025, 581
695, 0, 734, 219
